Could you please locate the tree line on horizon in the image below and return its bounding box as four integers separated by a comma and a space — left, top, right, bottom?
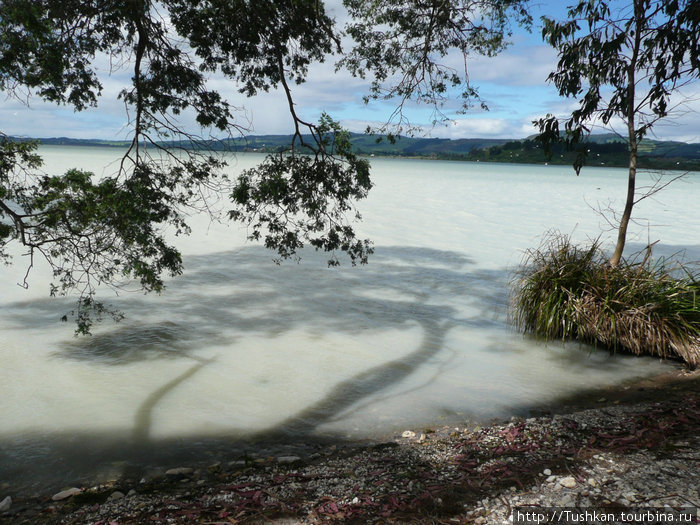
14, 132, 700, 171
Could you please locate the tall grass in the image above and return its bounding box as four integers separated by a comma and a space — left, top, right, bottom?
510, 232, 700, 368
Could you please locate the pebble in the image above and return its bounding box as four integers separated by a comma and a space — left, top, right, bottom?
52, 487, 82, 501
108, 491, 125, 501
277, 456, 301, 464
8, 390, 699, 525
560, 476, 577, 488
0, 496, 11, 512
165, 467, 193, 476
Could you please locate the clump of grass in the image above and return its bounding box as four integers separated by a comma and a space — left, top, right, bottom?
510, 231, 700, 368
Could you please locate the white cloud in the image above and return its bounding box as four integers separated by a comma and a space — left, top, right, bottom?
649, 88, 700, 143
467, 45, 558, 87
439, 118, 516, 138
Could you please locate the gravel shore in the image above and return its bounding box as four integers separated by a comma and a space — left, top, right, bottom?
2, 369, 698, 524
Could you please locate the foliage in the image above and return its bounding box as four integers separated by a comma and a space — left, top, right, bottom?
535, 0, 700, 266
230, 115, 374, 266
340, 0, 531, 132
538, 0, 700, 149
0, 0, 531, 331
511, 232, 700, 367
0, 0, 241, 332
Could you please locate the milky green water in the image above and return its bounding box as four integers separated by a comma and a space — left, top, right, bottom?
1, 146, 697, 494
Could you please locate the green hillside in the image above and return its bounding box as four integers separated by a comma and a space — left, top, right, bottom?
470, 135, 700, 170
16, 133, 700, 171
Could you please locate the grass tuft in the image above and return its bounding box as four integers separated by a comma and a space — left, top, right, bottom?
510, 231, 700, 367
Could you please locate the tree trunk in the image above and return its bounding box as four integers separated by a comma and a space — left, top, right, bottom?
609, 140, 637, 267
609, 0, 642, 268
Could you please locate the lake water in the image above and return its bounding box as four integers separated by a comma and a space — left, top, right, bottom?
1, 146, 698, 495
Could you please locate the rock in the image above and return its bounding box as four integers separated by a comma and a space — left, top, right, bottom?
127, 489, 137, 497
108, 491, 125, 501
0, 496, 11, 512
546, 475, 556, 482
402, 430, 416, 438
475, 517, 488, 525
52, 487, 82, 501
588, 478, 598, 487
277, 455, 301, 464
560, 476, 577, 488
165, 467, 193, 476
352, 496, 359, 504
543, 468, 552, 476
207, 462, 222, 473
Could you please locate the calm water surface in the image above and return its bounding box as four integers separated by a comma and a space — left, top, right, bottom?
1, 146, 698, 494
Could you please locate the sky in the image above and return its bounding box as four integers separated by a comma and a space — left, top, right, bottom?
2, 0, 700, 143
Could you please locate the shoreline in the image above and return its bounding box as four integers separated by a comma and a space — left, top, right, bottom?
32, 142, 700, 173
2, 368, 698, 524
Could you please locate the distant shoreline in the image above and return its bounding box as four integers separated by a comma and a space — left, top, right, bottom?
20, 134, 700, 172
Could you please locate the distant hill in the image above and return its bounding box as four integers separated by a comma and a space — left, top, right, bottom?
15, 132, 700, 170
24, 133, 511, 157
473, 134, 700, 170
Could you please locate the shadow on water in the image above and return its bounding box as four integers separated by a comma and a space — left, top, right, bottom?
0, 245, 483, 494
0, 244, 681, 496
132, 357, 216, 443
58, 246, 496, 435
256, 315, 454, 440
